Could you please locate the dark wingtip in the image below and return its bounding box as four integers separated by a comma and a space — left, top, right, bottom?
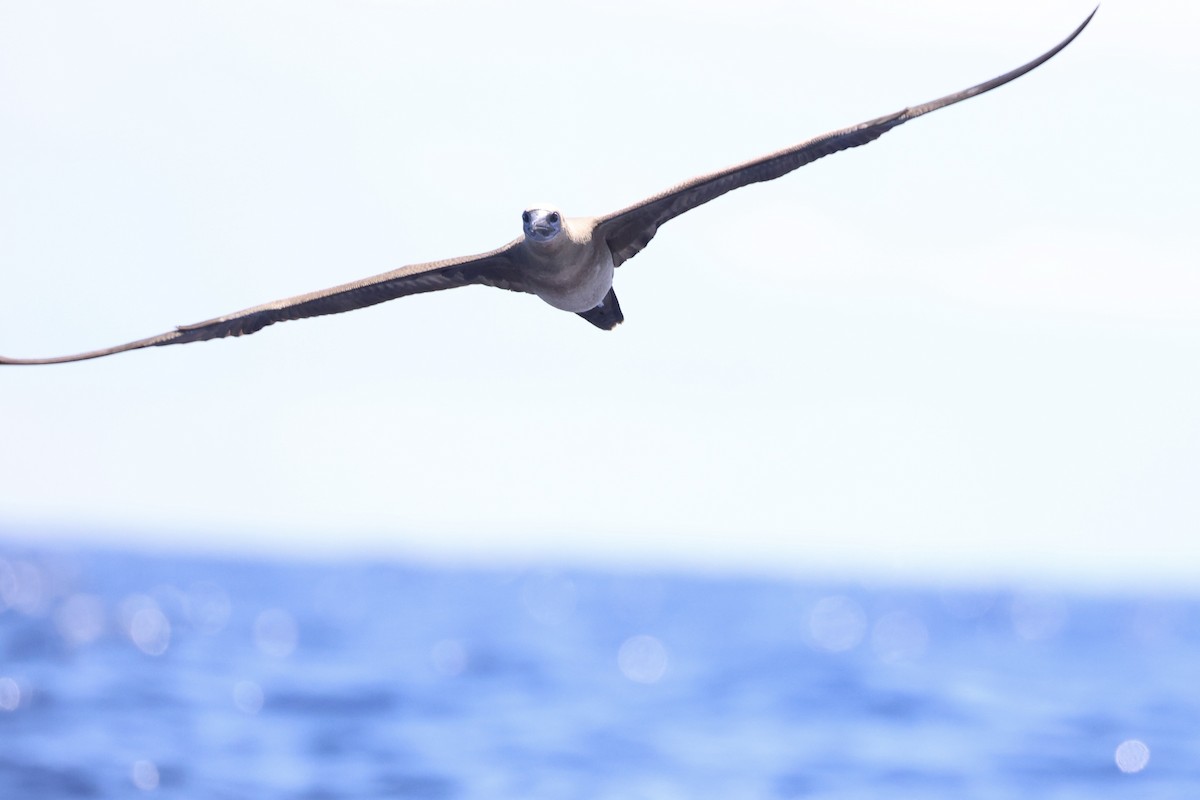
904, 7, 1097, 122
0, 353, 67, 366
0, 330, 181, 365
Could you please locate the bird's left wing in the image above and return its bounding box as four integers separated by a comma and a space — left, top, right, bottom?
0, 241, 527, 365
594, 9, 1095, 268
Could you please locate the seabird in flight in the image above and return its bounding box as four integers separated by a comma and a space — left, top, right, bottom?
0, 10, 1095, 366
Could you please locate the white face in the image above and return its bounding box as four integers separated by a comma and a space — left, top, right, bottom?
522, 208, 563, 243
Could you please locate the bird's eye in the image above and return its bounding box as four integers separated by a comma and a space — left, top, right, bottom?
522, 211, 532, 224
548, 212, 560, 224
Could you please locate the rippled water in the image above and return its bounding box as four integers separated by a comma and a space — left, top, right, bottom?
1, 546, 1197, 798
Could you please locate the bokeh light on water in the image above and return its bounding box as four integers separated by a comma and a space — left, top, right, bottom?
617, 635, 668, 684
131, 759, 160, 791
0, 547, 1196, 798
120, 595, 171, 656
254, 608, 299, 658
0, 676, 20, 711
0, 558, 47, 616
1114, 739, 1150, 774
808, 594, 867, 652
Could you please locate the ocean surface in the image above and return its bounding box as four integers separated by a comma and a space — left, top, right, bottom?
0, 545, 1196, 799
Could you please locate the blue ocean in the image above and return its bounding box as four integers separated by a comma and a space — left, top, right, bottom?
0, 545, 1196, 798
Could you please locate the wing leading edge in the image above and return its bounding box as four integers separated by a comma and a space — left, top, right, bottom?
594, 8, 1096, 268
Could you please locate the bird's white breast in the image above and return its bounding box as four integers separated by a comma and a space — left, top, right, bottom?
534, 247, 614, 312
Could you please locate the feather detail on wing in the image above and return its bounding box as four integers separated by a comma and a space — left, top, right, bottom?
0, 241, 527, 365
594, 8, 1095, 268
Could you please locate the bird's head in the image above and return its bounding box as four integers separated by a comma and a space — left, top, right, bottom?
522, 207, 563, 244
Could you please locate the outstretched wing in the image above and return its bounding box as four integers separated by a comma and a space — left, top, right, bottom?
1, 241, 527, 365
594, 9, 1096, 268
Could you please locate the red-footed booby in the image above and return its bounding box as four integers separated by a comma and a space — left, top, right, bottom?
0, 10, 1095, 365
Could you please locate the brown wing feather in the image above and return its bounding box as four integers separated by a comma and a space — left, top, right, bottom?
595, 9, 1096, 268
1, 241, 526, 365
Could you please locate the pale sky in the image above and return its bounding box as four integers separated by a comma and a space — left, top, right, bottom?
2, 0, 1197, 589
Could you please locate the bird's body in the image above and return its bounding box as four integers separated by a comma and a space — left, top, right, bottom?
517, 211, 614, 313
0, 10, 1095, 366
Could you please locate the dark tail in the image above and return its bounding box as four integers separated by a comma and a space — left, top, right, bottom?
576, 288, 624, 330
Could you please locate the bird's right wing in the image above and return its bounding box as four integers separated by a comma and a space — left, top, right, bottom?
1, 240, 527, 365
